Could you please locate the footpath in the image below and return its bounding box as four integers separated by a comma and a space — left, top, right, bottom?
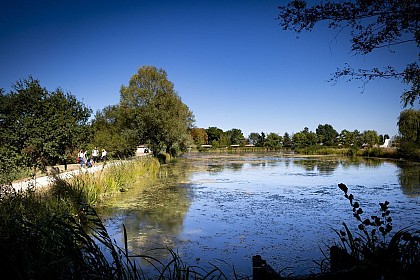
11, 163, 109, 192
11, 153, 151, 192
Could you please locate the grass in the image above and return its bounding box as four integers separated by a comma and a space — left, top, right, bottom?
0, 157, 240, 279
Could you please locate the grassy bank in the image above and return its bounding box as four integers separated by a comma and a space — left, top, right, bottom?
1, 156, 232, 279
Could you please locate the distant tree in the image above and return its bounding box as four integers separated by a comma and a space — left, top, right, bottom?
277, 0, 420, 107
398, 109, 420, 144
248, 132, 261, 145
316, 124, 338, 146
265, 132, 283, 149
0, 77, 91, 180
120, 66, 195, 156
206, 127, 224, 146
218, 133, 230, 147
191, 128, 208, 146
338, 129, 350, 147
283, 132, 293, 147
225, 128, 246, 146
257, 132, 266, 147
302, 127, 317, 146
292, 131, 307, 148
361, 130, 379, 147
339, 129, 361, 147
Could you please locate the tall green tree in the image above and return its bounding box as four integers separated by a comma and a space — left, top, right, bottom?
225, 128, 246, 146
302, 127, 317, 146
316, 124, 338, 146
120, 66, 195, 156
292, 131, 307, 148
361, 130, 379, 147
247, 132, 261, 145
206, 127, 224, 146
257, 132, 266, 147
278, 0, 419, 107
339, 129, 361, 147
0, 77, 91, 181
265, 132, 283, 149
398, 109, 420, 145
91, 105, 136, 158
283, 132, 293, 147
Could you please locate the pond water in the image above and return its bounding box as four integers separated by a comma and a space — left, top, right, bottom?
97, 153, 420, 277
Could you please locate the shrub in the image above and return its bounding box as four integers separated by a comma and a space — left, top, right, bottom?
157, 152, 172, 164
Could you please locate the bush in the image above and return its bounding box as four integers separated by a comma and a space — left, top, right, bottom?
157, 152, 172, 164
398, 142, 420, 161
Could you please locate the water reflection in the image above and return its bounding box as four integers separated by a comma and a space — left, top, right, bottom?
292, 159, 339, 175
397, 161, 420, 197
97, 162, 193, 261
98, 154, 420, 277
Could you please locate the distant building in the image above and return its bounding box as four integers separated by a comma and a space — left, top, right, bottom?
136, 145, 149, 156
380, 138, 392, 148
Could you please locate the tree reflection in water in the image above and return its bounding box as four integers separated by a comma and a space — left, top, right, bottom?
397, 161, 420, 197
96, 153, 420, 277
97, 162, 193, 265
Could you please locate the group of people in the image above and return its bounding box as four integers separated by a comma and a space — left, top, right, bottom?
77, 147, 107, 168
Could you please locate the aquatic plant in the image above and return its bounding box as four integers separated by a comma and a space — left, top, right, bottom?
323, 183, 420, 279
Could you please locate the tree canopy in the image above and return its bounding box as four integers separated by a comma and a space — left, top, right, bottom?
120, 66, 195, 155
316, 124, 339, 146
277, 0, 420, 107
0, 77, 91, 182
398, 109, 420, 144
91, 105, 137, 158
191, 128, 208, 146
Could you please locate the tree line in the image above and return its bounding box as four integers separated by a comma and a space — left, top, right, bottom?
190, 120, 416, 150
1, 66, 419, 185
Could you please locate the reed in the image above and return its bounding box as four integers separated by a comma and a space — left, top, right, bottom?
0, 157, 239, 279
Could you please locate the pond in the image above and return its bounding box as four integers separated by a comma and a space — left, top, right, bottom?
97, 153, 420, 277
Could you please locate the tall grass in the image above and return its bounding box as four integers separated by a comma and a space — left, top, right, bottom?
49, 158, 161, 206
294, 146, 350, 156
0, 157, 235, 279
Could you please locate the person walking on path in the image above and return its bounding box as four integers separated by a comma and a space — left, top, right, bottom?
78, 150, 85, 167
92, 147, 99, 164
101, 149, 107, 162
83, 150, 89, 167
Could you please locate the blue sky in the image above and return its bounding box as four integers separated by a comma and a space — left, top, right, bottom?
1, 0, 417, 137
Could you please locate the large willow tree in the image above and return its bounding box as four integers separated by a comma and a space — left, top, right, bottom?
120, 66, 195, 156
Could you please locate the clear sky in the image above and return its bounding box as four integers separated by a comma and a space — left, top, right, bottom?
1, 0, 417, 137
